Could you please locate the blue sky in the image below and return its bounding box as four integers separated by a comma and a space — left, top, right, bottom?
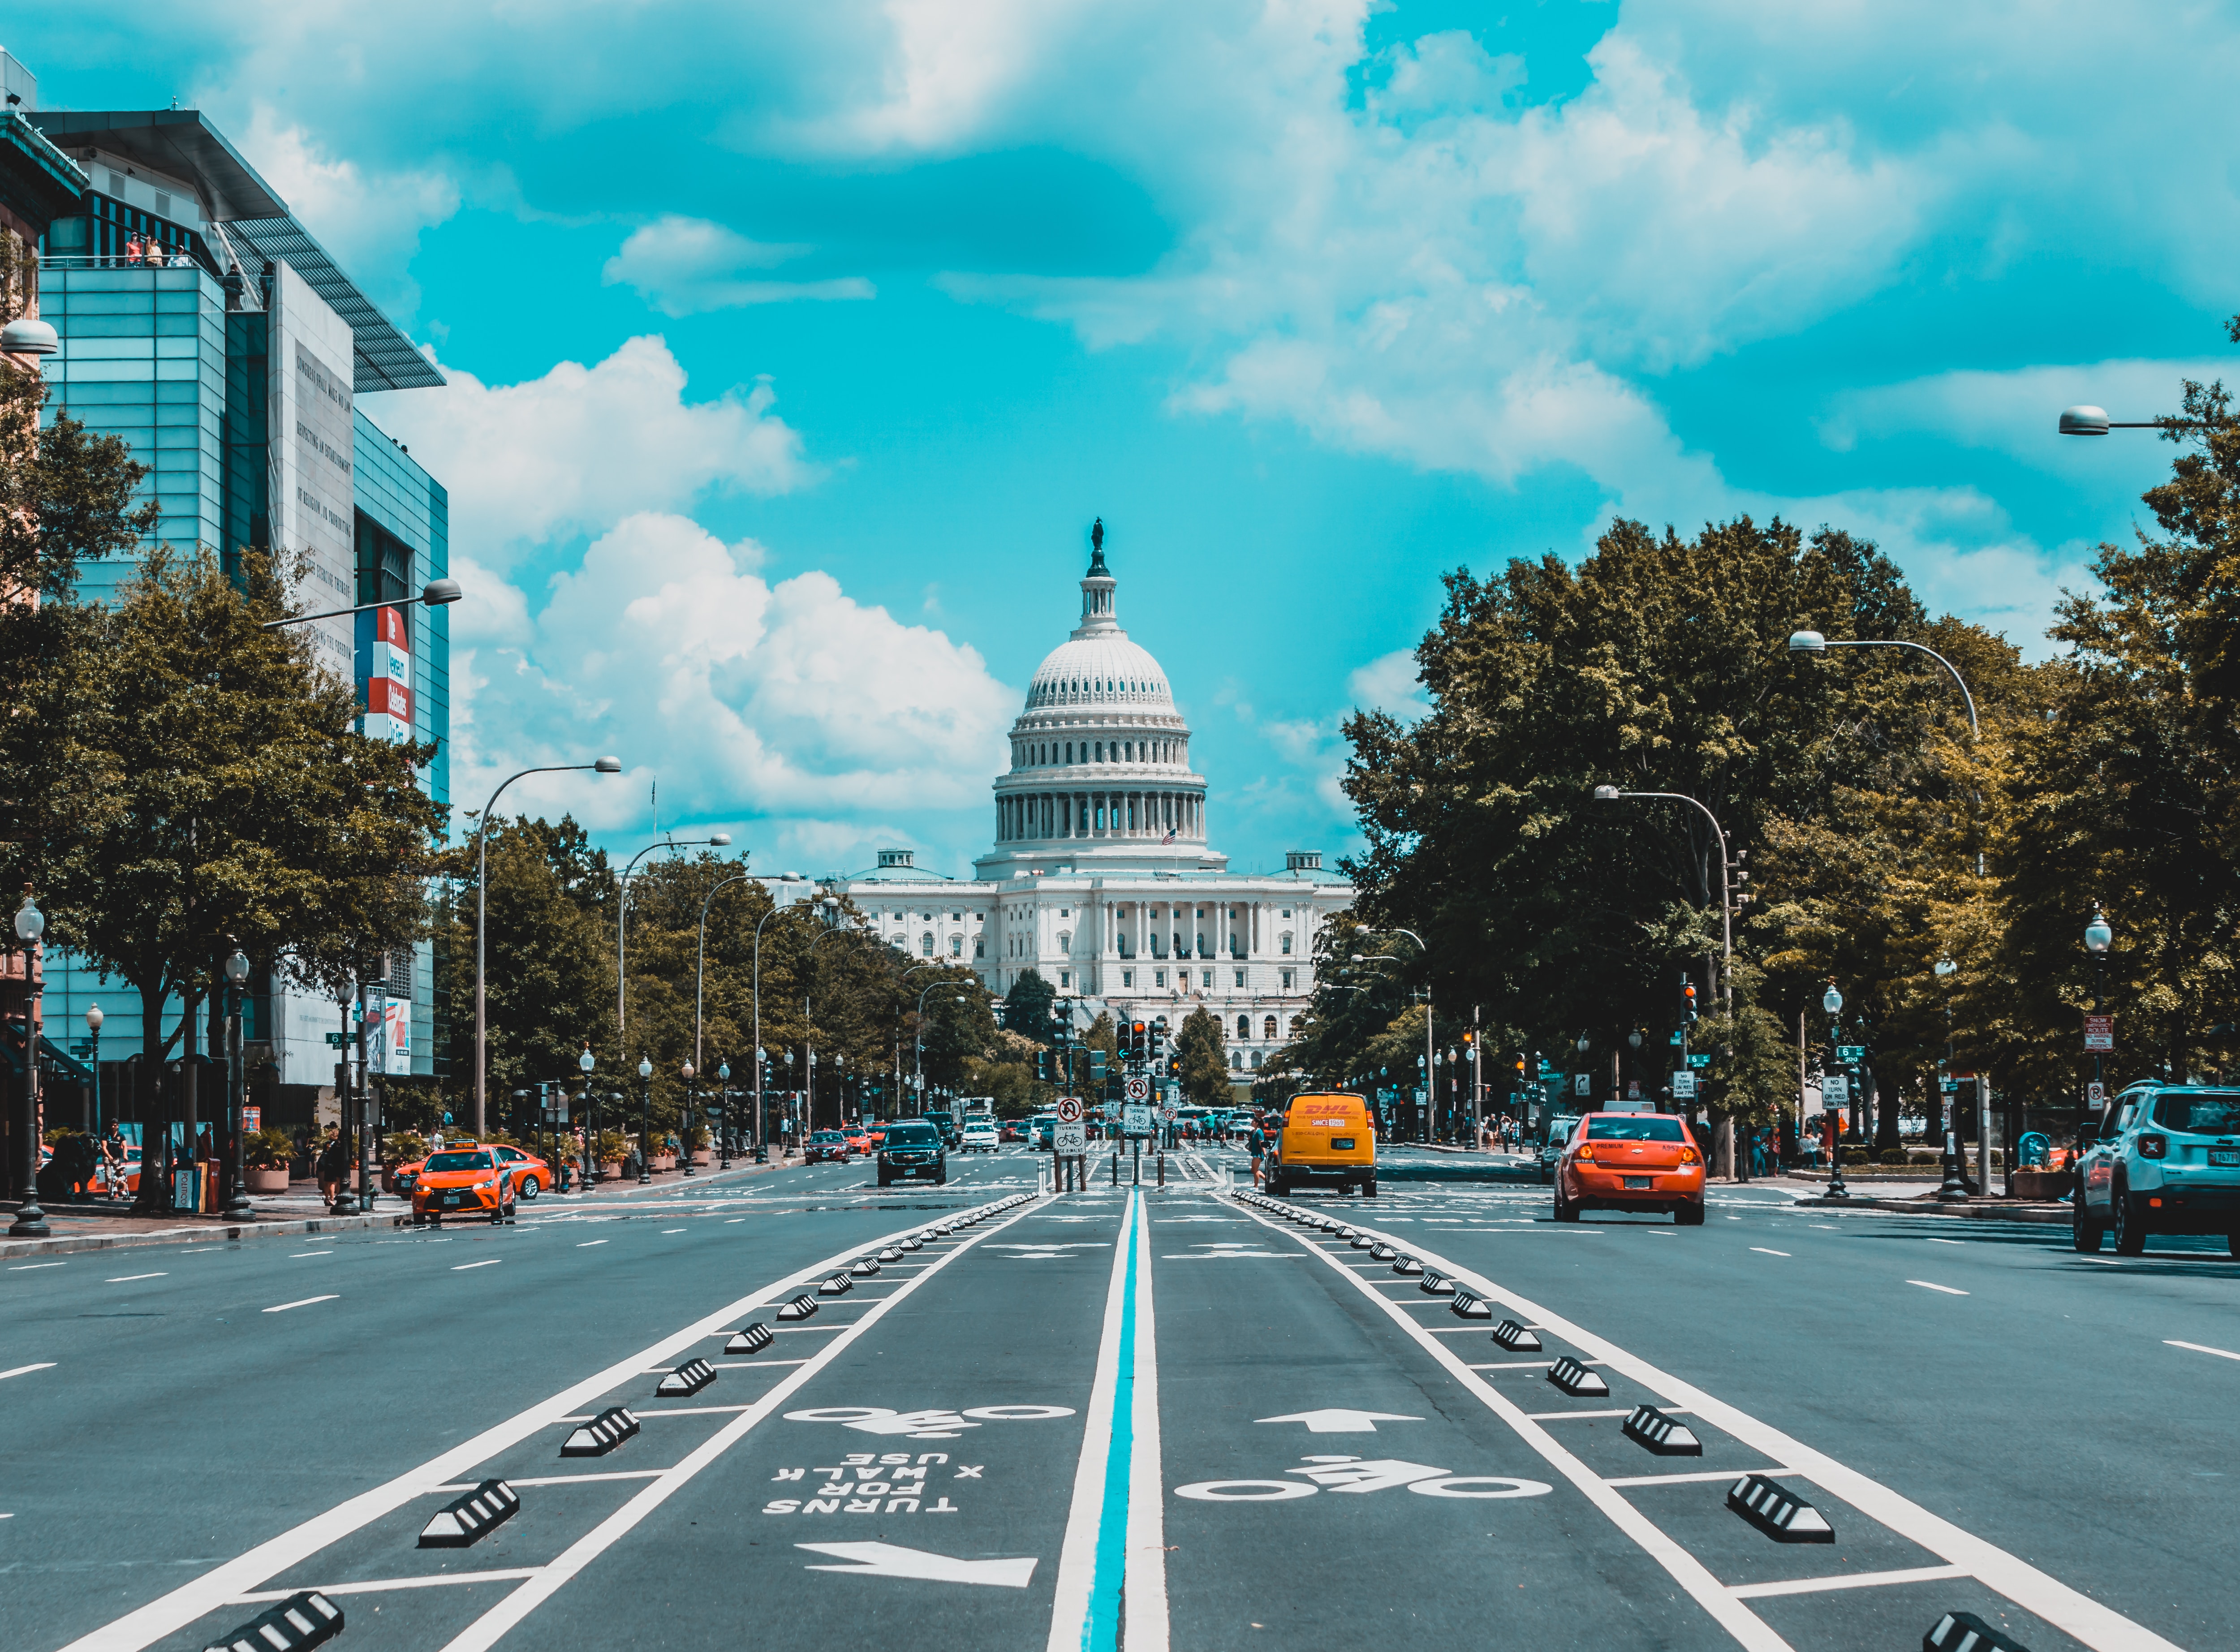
17, 2, 2239, 880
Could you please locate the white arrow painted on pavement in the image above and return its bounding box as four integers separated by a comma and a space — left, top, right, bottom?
1256, 1410, 1423, 1434
798, 1542, 1038, 1588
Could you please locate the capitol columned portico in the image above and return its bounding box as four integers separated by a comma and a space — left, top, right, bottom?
838, 535, 1353, 1078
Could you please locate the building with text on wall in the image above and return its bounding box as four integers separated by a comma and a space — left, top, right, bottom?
24, 93, 450, 1126
836, 542, 1353, 1084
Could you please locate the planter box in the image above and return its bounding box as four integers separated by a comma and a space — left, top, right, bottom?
690, 1149, 713, 1165
651, 1154, 676, 1172
245, 1167, 292, 1194
598, 1161, 627, 1181
2012, 1169, 2077, 1200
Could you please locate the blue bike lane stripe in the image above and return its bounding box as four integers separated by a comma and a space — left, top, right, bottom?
1045, 1187, 1142, 1652
1085, 1190, 1141, 1648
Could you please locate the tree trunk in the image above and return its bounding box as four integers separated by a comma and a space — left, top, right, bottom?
1873, 1064, 1901, 1152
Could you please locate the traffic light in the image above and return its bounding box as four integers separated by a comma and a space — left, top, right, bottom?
1090, 1049, 1107, 1082
1681, 977, 1698, 1025
1150, 1017, 1168, 1060
1130, 1022, 1147, 1060
1035, 1050, 1053, 1083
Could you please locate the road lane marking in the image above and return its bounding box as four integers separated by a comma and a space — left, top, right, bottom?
1749, 1249, 1791, 1257
1907, 1280, 1969, 1295
226, 1570, 542, 1604
8, 1261, 65, 1270
1925, 1238, 1965, 1246
1607, 1469, 1794, 1488
1302, 1209, 2184, 1652
801, 1541, 1037, 1587
106, 1273, 167, 1282
57, 1194, 1028, 1652
1525, 1409, 1663, 1421
431, 1472, 663, 1492
577, 1240, 608, 1248
0, 1362, 57, 1381
1730, 1564, 1971, 1600
2166, 1339, 2240, 1362
263, 1295, 340, 1313
663, 1228, 687, 1234
452, 1261, 501, 1271
290, 1251, 333, 1258
1126, 1188, 1169, 1652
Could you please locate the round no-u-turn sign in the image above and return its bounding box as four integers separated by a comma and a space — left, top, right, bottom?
1055, 1097, 1084, 1123
1125, 1076, 1150, 1101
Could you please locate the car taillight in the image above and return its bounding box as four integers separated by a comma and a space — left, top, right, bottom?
1577, 1144, 1595, 1162
2138, 1134, 2167, 1159
1679, 1147, 1701, 1166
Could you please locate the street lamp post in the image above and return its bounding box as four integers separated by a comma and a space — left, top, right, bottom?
260, 578, 465, 631
2085, 908, 2113, 1099
221, 942, 253, 1222
716, 1061, 732, 1170
578, 1046, 596, 1191
681, 1061, 697, 1176
84, 1003, 102, 1152
1823, 982, 1850, 1200
617, 830, 732, 1057
1591, 786, 1736, 1018
8, 891, 50, 1238
754, 1048, 769, 1162
474, 757, 621, 1135
747, 875, 812, 1160
636, 1055, 655, 1183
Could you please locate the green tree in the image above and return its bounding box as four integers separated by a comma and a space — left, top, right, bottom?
1175, 1006, 1229, 1106
1004, 967, 1056, 1046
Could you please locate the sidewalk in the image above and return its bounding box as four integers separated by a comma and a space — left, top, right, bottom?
0, 1155, 799, 1261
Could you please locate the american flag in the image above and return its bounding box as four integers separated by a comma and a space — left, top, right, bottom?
1162, 827, 1176, 844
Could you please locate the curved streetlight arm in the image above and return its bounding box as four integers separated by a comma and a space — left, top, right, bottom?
1364, 928, 1435, 1143
476, 759, 619, 1134
1813, 639, 1979, 735
693, 870, 765, 1076
617, 834, 731, 1044
1595, 789, 1734, 1013
261, 580, 462, 630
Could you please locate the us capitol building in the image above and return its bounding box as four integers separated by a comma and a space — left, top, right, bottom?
837, 538, 1354, 1076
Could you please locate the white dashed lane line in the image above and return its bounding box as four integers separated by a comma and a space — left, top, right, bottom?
264, 1295, 340, 1313
0, 1362, 57, 1381
8, 1261, 65, 1270
2166, 1339, 2240, 1362
576, 1240, 608, 1248
106, 1273, 166, 1282
1925, 1237, 1965, 1246
453, 1260, 501, 1271
1748, 1248, 1790, 1257
289, 1251, 333, 1259
1907, 1280, 1969, 1296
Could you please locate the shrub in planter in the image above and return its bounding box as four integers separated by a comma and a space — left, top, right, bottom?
1840, 1147, 1870, 1165
1909, 1151, 1939, 1166
246, 1127, 297, 1170
594, 1129, 630, 1165
1877, 1148, 1911, 1166
686, 1124, 712, 1151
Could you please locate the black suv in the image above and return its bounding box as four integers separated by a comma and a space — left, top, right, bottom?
879, 1121, 948, 1188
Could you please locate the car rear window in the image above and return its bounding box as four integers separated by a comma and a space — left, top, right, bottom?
2153, 1093, 2240, 1134
811, 1131, 844, 1143
1585, 1118, 1685, 1142
426, 1151, 493, 1172
886, 1125, 939, 1145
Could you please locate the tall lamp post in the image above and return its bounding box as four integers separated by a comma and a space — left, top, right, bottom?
578, 1046, 596, 1191
636, 1054, 655, 1183
1823, 982, 1850, 1201
618, 830, 732, 1056
84, 1003, 103, 1151
2085, 908, 2113, 1099
715, 1061, 732, 1169
681, 1060, 697, 1175
1591, 786, 1736, 1017
747, 876, 813, 1160
8, 891, 49, 1237
474, 756, 621, 1135
221, 942, 254, 1222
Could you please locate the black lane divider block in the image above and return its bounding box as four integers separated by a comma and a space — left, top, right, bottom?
900, 1236, 923, 1251
878, 1247, 902, 1261
1335, 1226, 1359, 1241
1450, 1292, 1494, 1319
657, 1358, 718, 1398
1371, 1243, 1397, 1261
1391, 1255, 1424, 1276
561, 1407, 641, 1458
1350, 1234, 1375, 1249
1492, 1320, 1542, 1353
1546, 1358, 1611, 1397
202, 1590, 345, 1652
818, 1273, 854, 1296
419, 1479, 521, 1547
775, 1294, 819, 1321
1923, 1610, 2032, 1652
1726, 1474, 1834, 1543
851, 1257, 882, 1275
1623, 1405, 1701, 1456
725, 1323, 774, 1355
1419, 1272, 1457, 1295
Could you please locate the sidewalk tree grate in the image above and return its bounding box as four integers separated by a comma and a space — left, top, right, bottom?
419, 1479, 520, 1547
725, 1323, 774, 1355
1546, 1358, 1610, 1397
1923, 1610, 2032, 1652
818, 1273, 854, 1296
1450, 1291, 1494, 1319
657, 1358, 718, 1398
561, 1407, 641, 1458
775, 1294, 819, 1321
1726, 1474, 1834, 1543
1622, 1405, 1701, 1456
1391, 1255, 1424, 1276
201, 1589, 343, 1652
1492, 1320, 1543, 1353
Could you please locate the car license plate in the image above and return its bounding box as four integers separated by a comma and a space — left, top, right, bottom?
1623, 1176, 1653, 1190
443, 1193, 461, 1205
2211, 1149, 2240, 1166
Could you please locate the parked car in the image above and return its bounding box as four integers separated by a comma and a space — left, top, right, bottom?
2076, 1084, 2240, 1256
962, 1121, 999, 1153
1538, 1115, 1582, 1183
805, 1130, 853, 1164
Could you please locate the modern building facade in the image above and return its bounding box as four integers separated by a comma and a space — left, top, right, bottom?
24, 99, 450, 1111
838, 547, 1354, 1077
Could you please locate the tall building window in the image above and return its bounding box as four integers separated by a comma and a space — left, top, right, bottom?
1155, 970, 1166, 988
974, 935, 985, 958
1280, 969, 1294, 990
1202, 968, 1214, 988
1234, 969, 1245, 988
1060, 971, 1071, 989
922, 934, 935, 955
950, 935, 963, 957
1236, 1014, 1250, 1039
1280, 933, 1293, 954
1122, 970, 1133, 988
1263, 1015, 1278, 1041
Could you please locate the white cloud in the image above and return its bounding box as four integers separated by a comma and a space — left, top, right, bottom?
1348, 649, 1427, 720
602, 216, 875, 316
452, 512, 1015, 851
370, 337, 813, 568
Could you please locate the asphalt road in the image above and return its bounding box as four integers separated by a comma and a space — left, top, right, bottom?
2, 1144, 2229, 1651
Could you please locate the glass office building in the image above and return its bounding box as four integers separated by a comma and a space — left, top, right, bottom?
29, 108, 450, 1109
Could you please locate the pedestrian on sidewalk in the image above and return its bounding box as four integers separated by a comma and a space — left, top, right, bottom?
315, 1125, 346, 1205
1247, 1119, 1267, 1187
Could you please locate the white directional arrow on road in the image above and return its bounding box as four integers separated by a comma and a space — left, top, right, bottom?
1256, 1410, 1423, 1434
798, 1542, 1038, 1588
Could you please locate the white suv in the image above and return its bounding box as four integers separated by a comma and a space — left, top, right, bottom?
2076, 1084, 2240, 1256
962, 1121, 1000, 1154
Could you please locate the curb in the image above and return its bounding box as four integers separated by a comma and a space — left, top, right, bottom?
1791, 1194, 2072, 1225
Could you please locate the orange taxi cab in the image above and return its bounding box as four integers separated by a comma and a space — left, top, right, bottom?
1555, 1111, 1704, 1224
411, 1144, 517, 1225
493, 1143, 555, 1200
844, 1127, 873, 1154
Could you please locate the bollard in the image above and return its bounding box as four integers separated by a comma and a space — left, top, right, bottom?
1157, 1152, 1165, 1187
1111, 1151, 1119, 1185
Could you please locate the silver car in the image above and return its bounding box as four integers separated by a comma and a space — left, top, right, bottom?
2076, 1084, 2240, 1256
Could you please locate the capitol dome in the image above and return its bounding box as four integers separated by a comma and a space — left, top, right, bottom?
976, 533, 1223, 876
